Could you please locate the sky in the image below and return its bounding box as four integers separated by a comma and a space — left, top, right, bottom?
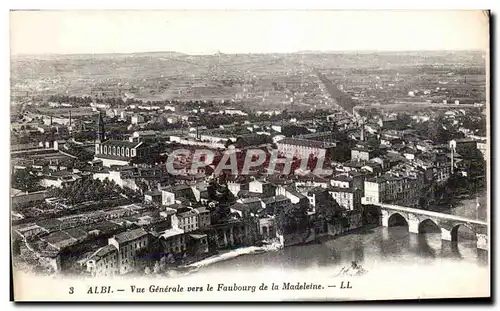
10, 10, 489, 55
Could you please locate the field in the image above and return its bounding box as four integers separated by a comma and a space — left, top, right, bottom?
11, 51, 487, 112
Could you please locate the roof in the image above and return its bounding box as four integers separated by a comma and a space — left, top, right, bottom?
195, 206, 210, 213
307, 187, 328, 195
277, 138, 334, 149
367, 174, 402, 183
42, 231, 77, 248
101, 140, 143, 149
89, 245, 118, 261
11, 188, 24, 197
65, 228, 88, 240
161, 227, 184, 239
331, 174, 353, 182
95, 153, 131, 161
188, 233, 207, 240
173, 184, 192, 192
239, 197, 263, 204
135, 130, 157, 136
37, 218, 64, 230
284, 186, 307, 199
262, 195, 290, 205
144, 190, 162, 196
177, 209, 198, 218
230, 203, 249, 212
327, 186, 355, 193
112, 228, 148, 244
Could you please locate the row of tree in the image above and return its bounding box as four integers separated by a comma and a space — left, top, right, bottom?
47, 178, 122, 204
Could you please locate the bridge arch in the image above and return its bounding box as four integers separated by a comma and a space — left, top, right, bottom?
418, 218, 441, 234
450, 224, 477, 242
388, 212, 408, 227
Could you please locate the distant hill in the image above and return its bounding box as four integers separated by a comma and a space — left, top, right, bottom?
10, 50, 486, 99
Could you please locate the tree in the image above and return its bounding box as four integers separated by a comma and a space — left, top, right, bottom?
276, 203, 309, 235
11, 169, 43, 193
315, 191, 345, 223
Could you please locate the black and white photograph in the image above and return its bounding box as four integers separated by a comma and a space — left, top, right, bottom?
9, 9, 490, 301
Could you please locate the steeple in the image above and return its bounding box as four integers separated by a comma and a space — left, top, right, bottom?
97, 110, 105, 142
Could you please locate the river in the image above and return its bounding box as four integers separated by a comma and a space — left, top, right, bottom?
192, 191, 488, 290
199, 226, 487, 274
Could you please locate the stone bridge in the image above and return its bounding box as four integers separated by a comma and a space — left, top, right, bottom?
363, 200, 488, 250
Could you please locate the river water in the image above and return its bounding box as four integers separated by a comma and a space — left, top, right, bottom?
195, 191, 489, 285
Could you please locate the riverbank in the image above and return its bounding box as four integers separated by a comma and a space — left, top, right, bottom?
178, 240, 283, 270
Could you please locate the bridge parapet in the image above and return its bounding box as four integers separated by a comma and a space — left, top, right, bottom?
366, 201, 489, 250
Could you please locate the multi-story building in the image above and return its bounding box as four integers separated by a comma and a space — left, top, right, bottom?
275, 185, 309, 208
173, 208, 199, 233
144, 190, 162, 205
363, 173, 423, 207
249, 179, 277, 197
186, 233, 209, 255
108, 228, 150, 275
161, 184, 195, 206
86, 244, 119, 277
159, 227, 186, 255
351, 146, 377, 161
276, 138, 335, 159
262, 195, 291, 215
327, 187, 362, 211
195, 206, 211, 228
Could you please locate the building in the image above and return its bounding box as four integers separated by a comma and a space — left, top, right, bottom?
195, 206, 211, 228
248, 179, 277, 197
131, 114, 145, 125
327, 187, 362, 211
236, 197, 264, 211
131, 130, 157, 142
276, 138, 335, 159
86, 245, 119, 277
378, 118, 408, 130
330, 174, 352, 189
262, 195, 291, 215
108, 228, 150, 275
275, 185, 309, 207
144, 190, 162, 205
161, 185, 195, 206
159, 227, 186, 255
259, 217, 277, 240
363, 174, 423, 207
172, 208, 199, 233
93, 112, 155, 167
351, 145, 377, 161
186, 233, 209, 255
94, 140, 150, 167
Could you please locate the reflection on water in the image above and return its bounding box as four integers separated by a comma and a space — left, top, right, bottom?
199, 226, 487, 273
